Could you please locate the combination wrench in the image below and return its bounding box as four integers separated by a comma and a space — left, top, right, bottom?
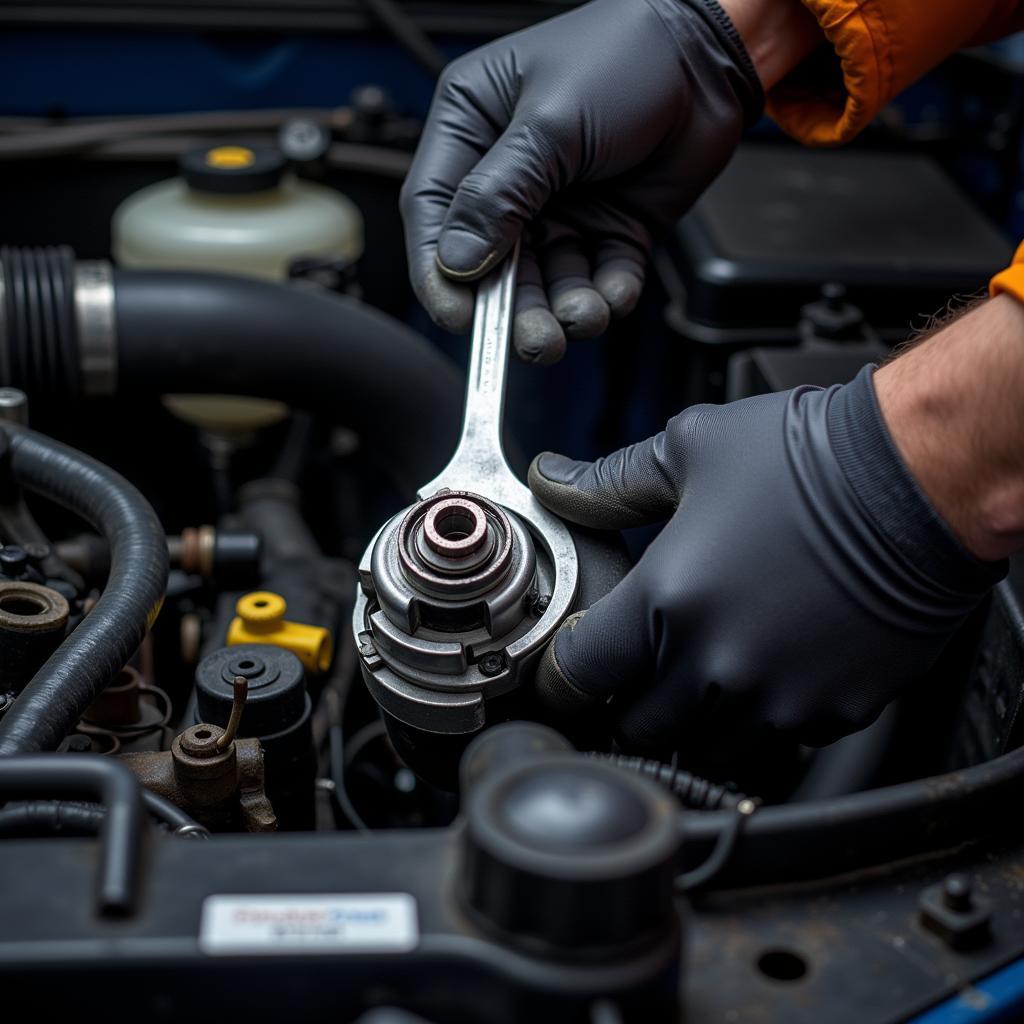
352, 243, 579, 743
418, 243, 580, 651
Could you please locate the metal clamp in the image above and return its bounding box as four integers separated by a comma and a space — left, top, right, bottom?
74, 260, 117, 398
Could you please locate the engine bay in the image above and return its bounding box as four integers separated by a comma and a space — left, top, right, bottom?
2, 10, 1024, 1022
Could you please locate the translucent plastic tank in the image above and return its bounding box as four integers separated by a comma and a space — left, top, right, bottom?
112, 145, 364, 431
112, 144, 363, 280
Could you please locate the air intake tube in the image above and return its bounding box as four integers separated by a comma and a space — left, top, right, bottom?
0, 246, 463, 490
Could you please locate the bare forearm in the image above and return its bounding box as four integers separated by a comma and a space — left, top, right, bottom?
719, 0, 822, 89
875, 296, 1024, 561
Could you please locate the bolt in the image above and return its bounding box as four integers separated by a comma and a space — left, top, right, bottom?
0, 546, 28, 577
479, 652, 505, 677
534, 594, 551, 615
943, 874, 973, 913
62, 734, 92, 753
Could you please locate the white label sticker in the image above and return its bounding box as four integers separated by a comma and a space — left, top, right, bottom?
199, 893, 419, 955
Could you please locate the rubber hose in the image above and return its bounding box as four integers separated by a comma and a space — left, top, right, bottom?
141, 790, 206, 832
586, 752, 747, 810
0, 791, 204, 836
0, 426, 168, 755
113, 270, 463, 490
680, 736, 1024, 887
0, 754, 144, 914
0, 799, 106, 836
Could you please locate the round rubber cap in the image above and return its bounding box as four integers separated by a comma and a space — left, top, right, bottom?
180, 145, 286, 194
498, 766, 649, 851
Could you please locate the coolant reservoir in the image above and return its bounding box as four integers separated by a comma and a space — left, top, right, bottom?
113, 144, 363, 280
112, 145, 364, 431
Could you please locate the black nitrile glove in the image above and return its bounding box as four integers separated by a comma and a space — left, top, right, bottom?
400, 0, 762, 364
529, 367, 1006, 759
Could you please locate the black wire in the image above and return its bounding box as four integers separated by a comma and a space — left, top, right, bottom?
0, 792, 209, 838
344, 719, 388, 767
142, 789, 209, 836
329, 722, 370, 832
587, 751, 750, 811
361, 0, 448, 77
0, 107, 345, 158
675, 802, 756, 893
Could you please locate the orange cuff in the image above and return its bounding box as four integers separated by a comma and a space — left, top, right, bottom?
768, 0, 1024, 147
990, 241, 1024, 305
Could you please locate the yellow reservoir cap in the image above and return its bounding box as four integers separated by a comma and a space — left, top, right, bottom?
205, 146, 256, 169
227, 591, 333, 675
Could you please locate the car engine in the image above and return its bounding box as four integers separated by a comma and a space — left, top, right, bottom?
1, 7, 1024, 1022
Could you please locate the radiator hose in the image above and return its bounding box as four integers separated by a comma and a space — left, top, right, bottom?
0, 426, 168, 754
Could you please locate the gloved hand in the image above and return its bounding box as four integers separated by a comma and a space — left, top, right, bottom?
529, 367, 1005, 758
400, 0, 763, 364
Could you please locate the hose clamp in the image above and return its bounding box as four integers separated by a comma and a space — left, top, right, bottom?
74, 260, 117, 397
174, 823, 211, 839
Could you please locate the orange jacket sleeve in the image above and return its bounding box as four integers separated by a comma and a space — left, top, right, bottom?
768, 0, 1024, 145
991, 242, 1024, 303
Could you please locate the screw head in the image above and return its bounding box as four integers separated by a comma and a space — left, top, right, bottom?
479, 652, 505, 677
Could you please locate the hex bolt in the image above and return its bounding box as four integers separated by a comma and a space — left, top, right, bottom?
479, 653, 505, 677
534, 594, 551, 615
943, 874, 973, 913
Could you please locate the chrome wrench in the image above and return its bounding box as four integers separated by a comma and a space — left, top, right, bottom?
419, 243, 579, 651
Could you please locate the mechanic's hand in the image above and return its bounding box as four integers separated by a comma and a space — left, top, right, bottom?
400, 0, 763, 364
529, 367, 1005, 758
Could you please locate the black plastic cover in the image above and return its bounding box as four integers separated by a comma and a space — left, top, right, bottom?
664, 145, 1013, 342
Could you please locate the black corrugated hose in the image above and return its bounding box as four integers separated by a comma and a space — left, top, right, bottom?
586, 752, 748, 811
0, 425, 168, 754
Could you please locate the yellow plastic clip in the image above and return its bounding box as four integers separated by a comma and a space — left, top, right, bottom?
227, 591, 333, 675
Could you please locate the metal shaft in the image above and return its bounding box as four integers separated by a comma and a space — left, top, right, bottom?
459, 241, 519, 469
420, 243, 521, 501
